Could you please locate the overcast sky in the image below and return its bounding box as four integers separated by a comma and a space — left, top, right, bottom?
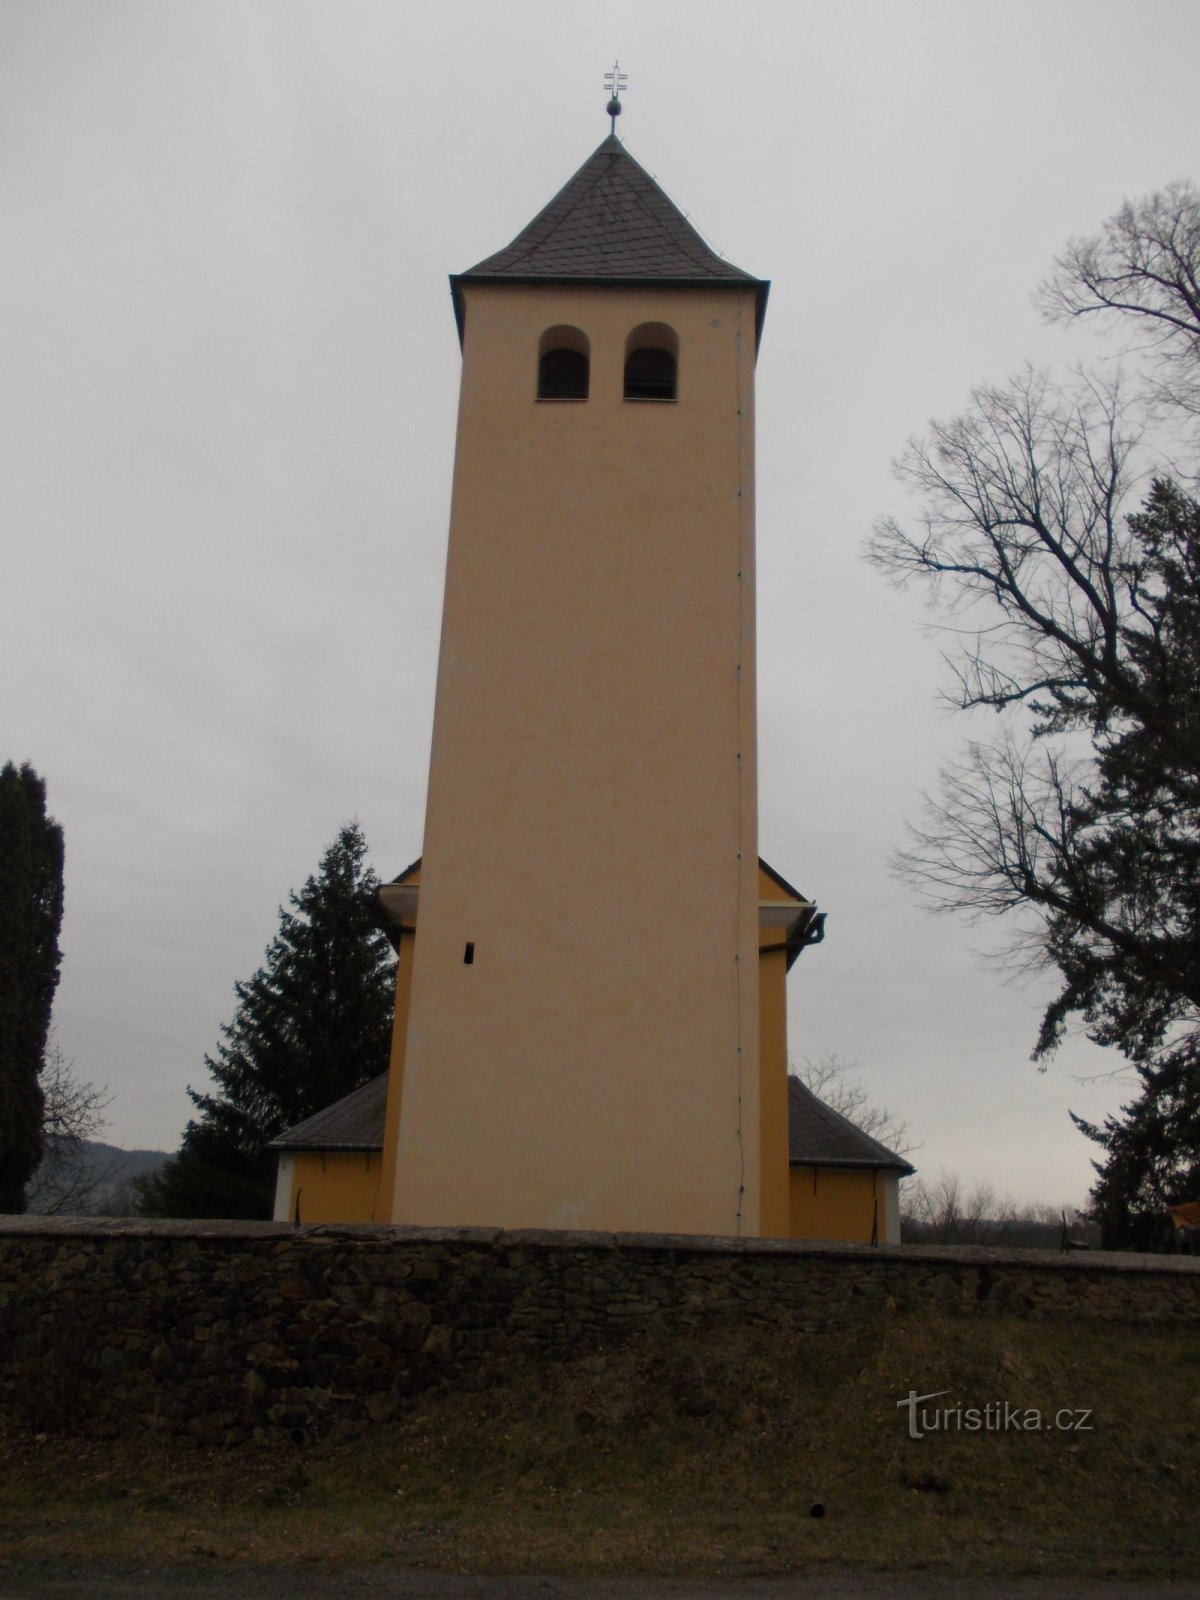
4, 1, 1198, 1208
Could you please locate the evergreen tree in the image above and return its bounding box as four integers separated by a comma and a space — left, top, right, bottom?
0, 762, 64, 1213
1063, 481, 1200, 1245
1035, 478, 1200, 1066
138, 822, 395, 1219
1072, 1046, 1200, 1250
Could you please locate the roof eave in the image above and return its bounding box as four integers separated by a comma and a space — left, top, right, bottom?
269, 1138, 383, 1154
789, 1155, 917, 1176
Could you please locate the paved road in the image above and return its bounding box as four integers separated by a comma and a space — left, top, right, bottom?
1, 1565, 1197, 1600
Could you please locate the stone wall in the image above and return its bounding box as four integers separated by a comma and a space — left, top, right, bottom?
2, 1216, 1197, 1447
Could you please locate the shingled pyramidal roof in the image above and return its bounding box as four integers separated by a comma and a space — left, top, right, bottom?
451, 132, 769, 342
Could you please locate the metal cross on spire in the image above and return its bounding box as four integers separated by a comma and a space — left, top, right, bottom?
605, 60, 627, 125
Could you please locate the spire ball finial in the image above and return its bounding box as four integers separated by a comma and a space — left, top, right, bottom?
604, 59, 627, 124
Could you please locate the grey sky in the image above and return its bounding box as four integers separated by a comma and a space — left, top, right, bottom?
3, 1, 1198, 1205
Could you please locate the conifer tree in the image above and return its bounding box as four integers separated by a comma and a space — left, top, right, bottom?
1064, 480, 1200, 1244
138, 822, 395, 1219
1072, 1047, 1200, 1250
0, 762, 64, 1213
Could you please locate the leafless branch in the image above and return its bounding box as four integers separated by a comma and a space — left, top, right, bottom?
794, 1053, 918, 1158
1038, 180, 1200, 424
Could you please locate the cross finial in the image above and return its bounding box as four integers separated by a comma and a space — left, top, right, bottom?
605, 60, 627, 125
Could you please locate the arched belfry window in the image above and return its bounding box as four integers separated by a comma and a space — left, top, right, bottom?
624, 323, 679, 401
537, 325, 590, 400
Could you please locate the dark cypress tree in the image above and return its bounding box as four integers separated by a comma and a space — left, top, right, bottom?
138, 822, 396, 1219
0, 763, 65, 1213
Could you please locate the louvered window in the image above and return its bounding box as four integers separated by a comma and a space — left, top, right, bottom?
623, 323, 679, 402
537, 326, 590, 400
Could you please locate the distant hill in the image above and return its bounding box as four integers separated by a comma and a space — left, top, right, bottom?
25, 1139, 169, 1216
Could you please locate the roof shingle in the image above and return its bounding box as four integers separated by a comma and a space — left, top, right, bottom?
270, 1071, 913, 1174
462, 133, 759, 285
787, 1076, 915, 1173
451, 133, 768, 345
268, 1074, 389, 1152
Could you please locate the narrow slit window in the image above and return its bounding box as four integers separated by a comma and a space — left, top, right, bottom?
463, 942, 475, 965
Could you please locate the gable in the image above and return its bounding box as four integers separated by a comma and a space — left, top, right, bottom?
759, 857, 824, 969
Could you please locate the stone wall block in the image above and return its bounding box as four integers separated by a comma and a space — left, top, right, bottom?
0, 1220, 1196, 1444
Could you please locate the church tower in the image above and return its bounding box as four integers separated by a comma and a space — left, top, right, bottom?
387, 121, 771, 1236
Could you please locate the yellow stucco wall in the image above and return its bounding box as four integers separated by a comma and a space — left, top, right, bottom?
392, 282, 762, 1236
288, 863, 803, 1233
789, 1165, 884, 1244
375, 863, 419, 1222
287, 1151, 382, 1225
758, 862, 795, 1238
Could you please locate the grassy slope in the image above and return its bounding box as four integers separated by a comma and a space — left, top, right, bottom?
2, 1311, 1197, 1578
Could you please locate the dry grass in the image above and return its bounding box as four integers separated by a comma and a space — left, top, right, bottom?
2, 1310, 1197, 1579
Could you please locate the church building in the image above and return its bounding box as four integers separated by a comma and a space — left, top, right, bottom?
272, 106, 912, 1242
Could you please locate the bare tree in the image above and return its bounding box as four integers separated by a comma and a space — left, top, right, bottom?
868, 185, 1200, 1071
868, 367, 1140, 733
24, 1041, 114, 1215
794, 1053, 917, 1158
902, 1173, 1018, 1245
901, 1173, 1095, 1248
1038, 180, 1200, 424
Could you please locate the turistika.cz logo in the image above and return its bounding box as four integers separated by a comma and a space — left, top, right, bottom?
897, 1389, 1094, 1441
